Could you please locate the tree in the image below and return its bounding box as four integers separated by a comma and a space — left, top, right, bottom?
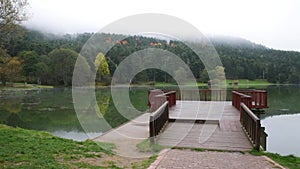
208, 66, 225, 86
0, 48, 10, 85
73, 54, 90, 86
0, 0, 29, 46
174, 67, 187, 83
199, 69, 209, 83
6, 56, 22, 84
19, 50, 39, 83
94, 52, 110, 82
215, 66, 225, 80
35, 61, 48, 85
48, 48, 77, 86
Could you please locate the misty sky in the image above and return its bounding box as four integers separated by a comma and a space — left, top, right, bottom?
23, 0, 300, 52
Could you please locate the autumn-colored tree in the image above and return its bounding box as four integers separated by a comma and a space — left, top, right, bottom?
94, 52, 110, 82
7, 57, 22, 83
207, 66, 226, 87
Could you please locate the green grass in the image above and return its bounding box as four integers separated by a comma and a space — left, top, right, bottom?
250, 149, 300, 169
136, 138, 166, 153
0, 83, 53, 89
0, 124, 119, 169
153, 79, 272, 88
132, 155, 158, 169
154, 81, 207, 87
226, 79, 273, 86
154, 81, 177, 87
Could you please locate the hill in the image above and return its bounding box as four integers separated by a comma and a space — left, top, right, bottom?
2, 28, 300, 85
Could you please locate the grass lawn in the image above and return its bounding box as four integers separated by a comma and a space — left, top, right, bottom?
0, 83, 53, 89
1, 124, 298, 168
136, 139, 166, 153
154, 81, 207, 87
154, 79, 272, 88
250, 149, 300, 169
0, 124, 155, 169
226, 79, 273, 86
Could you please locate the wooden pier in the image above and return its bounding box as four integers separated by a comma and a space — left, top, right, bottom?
156, 101, 253, 151
148, 89, 268, 151
94, 89, 268, 157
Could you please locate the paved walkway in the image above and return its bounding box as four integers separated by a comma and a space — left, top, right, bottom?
93, 113, 154, 158
149, 149, 285, 169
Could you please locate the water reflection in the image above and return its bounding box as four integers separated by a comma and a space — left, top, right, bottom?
0, 87, 148, 141
262, 113, 300, 157
51, 130, 102, 141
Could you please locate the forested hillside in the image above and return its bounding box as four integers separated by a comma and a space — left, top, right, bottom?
1, 27, 300, 86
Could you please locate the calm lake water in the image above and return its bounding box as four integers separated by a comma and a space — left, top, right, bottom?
0, 87, 149, 141
0, 85, 299, 156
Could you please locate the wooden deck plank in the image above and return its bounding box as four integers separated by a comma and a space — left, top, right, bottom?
157, 101, 253, 151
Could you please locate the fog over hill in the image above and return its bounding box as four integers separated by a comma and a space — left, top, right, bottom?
3, 27, 300, 85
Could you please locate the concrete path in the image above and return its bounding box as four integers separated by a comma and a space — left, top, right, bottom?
149, 149, 285, 169
93, 113, 155, 158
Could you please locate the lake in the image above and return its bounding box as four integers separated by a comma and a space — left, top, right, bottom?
0, 85, 299, 156
0, 87, 149, 141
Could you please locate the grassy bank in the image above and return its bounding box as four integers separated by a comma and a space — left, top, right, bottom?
153, 79, 273, 88
250, 150, 300, 169
1, 124, 299, 168
0, 124, 155, 169
226, 79, 273, 86
0, 79, 273, 90
0, 83, 53, 90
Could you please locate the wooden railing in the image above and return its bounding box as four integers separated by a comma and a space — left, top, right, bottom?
148, 89, 162, 110
232, 90, 268, 150
163, 89, 228, 101
164, 91, 176, 107
239, 90, 268, 109
148, 90, 176, 111
260, 127, 268, 150
240, 103, 262, 150
149, 101, 169, 143
232, 90, 268, 110
232, 91, 252, 111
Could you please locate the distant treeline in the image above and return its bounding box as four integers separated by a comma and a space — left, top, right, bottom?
1, 27, 300, 86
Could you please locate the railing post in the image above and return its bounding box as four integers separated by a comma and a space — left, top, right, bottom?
149, 116, 155, 144
240, 103, 264, 151
260, 127, 268, 150
149, 102, 169, 144
255, 120, 261, 150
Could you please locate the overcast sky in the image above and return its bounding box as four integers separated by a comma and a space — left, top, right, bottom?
23, 0, 300, 52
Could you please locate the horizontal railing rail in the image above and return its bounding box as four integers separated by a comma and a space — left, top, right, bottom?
148, 90, 176, 111
164, 91, 176, 107
148, 89, 163, 110
238, 90, 268, 109
149, 101, 169, 143
240, 103, 261, 150
232, 91, 252, 111
163, 89, 228, 101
